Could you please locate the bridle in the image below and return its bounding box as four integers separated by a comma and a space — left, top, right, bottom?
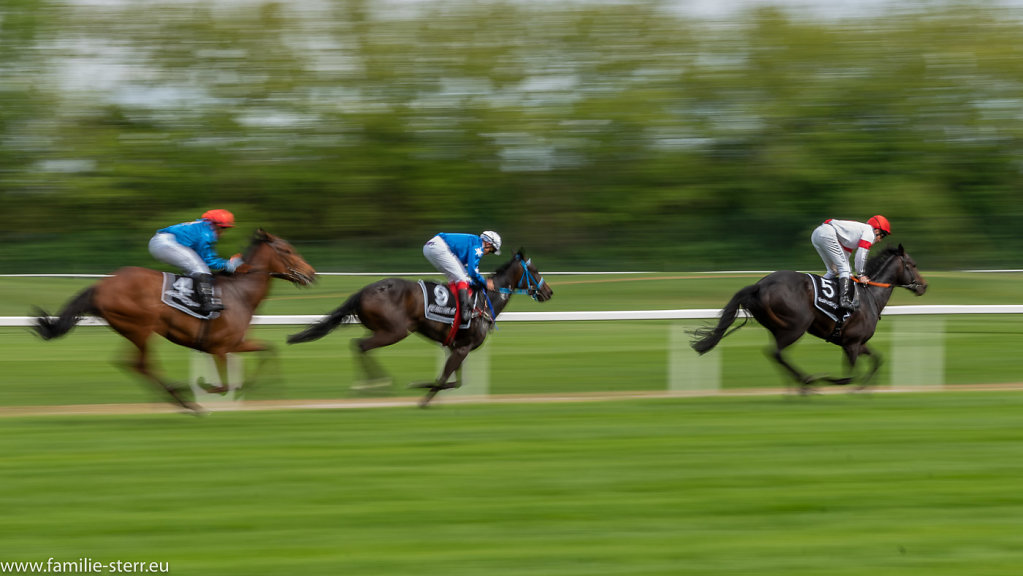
260, 240, 314, 285
495, 255, 546, 301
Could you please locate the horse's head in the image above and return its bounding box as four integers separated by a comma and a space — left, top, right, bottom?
866, 244, 926, 296
245, 229, 317, 286
892, 244, 927, 296
493, 249, 553, 302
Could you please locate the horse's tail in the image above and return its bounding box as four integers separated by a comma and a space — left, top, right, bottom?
690, 284, 759, 355
287, 290, 362, 344
33, 287, 97, 341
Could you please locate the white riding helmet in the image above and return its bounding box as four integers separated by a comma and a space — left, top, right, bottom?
480, 230, 502, 255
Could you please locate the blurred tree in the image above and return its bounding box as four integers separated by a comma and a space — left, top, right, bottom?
1, 1, 1021, 272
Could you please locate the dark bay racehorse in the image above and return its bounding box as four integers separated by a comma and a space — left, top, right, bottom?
33, 229, 316, 411
691, 244, 927, 392
287, 250, 553, 407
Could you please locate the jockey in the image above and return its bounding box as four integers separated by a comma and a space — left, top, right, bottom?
811, 215, 891, 312
423, 231, 502, 323
148, 209, 243, 315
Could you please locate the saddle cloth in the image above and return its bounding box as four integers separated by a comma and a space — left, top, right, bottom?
418, 280, 471, 328
161, 273, 221, 320
807, 273, 851, 322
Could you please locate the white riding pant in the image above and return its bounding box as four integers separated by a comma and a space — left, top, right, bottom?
811, 224, 851, 280
423, 235, 470, 284
149, 233, 210, 276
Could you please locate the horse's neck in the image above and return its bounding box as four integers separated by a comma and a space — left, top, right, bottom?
863, 284, 894, 313
224, 245, 274, 309
221, 271, 272, 310
863, 260, 898, 312
487, 290, 513, 316
486, 269, 522, 317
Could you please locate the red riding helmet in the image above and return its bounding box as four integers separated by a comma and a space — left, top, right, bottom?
867, 214, 891, 236
202, 209, 235, 228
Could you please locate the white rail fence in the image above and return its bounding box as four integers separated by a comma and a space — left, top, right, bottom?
4, 306, 1022, 400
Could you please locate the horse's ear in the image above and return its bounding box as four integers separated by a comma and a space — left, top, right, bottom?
516, 248, 526, 260
897, 243, 905, 255
254, 228, 269, 242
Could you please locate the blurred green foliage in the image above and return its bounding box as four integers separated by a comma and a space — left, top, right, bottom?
2, 1, 1022, 272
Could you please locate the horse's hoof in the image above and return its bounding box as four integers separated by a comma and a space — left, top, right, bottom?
187, 404, 209, 417
199, 382, 229, 395
418, 390, 441, 408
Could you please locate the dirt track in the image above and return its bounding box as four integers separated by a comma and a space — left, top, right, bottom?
1, 383, 1022, 418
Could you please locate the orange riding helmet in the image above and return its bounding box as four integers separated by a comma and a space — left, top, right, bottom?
867, 214, 891, 237
202, 209, 235, 228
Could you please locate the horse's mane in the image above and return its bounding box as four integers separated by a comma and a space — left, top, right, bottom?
862, 245, 901, 278
492, 249, 526, 277
242, 229, 272, 260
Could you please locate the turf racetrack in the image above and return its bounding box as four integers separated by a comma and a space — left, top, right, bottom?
2, 272, 1022, 574
3, 393, 1023, 575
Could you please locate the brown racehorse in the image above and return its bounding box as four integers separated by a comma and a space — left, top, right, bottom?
287, 250, 553, 407
691, 244, 927, 393
33, 229, 316, 411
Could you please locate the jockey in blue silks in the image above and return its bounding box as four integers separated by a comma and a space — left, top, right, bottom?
423, 231, 502, 323
148, 209, 243, 315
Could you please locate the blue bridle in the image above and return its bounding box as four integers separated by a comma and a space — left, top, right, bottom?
496, 256, 546, 301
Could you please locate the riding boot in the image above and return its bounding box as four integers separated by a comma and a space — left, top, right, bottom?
192, 273, 224, 315
457, 288, 471, 324
838, 277, 857, 312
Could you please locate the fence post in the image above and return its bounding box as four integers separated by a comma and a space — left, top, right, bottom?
190, 352, 244, 403
668, 322, 721, 393
890, 315, 945, 389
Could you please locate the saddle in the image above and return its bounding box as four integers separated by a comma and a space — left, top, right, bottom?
418, 280, 476, 328
161, 273, 222, 320
807, 273, 858, 342
806, 273, 853, 322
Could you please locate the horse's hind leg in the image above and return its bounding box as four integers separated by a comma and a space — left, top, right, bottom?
350, 331, 406, 388
768, 330, 819, 394
124, 338, 201, 412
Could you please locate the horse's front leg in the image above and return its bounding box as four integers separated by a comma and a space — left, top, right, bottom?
852, 344, 882, 391
418, 346, 470, 408
200, 340, 279, 396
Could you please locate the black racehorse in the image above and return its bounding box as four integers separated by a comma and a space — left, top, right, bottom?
287, 250, 553, 406
691, 244, 927, 393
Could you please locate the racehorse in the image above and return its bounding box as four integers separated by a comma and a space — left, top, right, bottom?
33, 229, 316, 412
690, 244, 927, 393
287, 250, 553, 407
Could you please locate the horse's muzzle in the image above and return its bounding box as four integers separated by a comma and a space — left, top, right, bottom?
276, 268, 316, 286
533, 286, 554, 302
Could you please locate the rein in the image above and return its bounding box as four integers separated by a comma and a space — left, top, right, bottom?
853, 254, 922, 291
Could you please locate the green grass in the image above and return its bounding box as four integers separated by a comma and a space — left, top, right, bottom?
2, 394, 1023, 575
